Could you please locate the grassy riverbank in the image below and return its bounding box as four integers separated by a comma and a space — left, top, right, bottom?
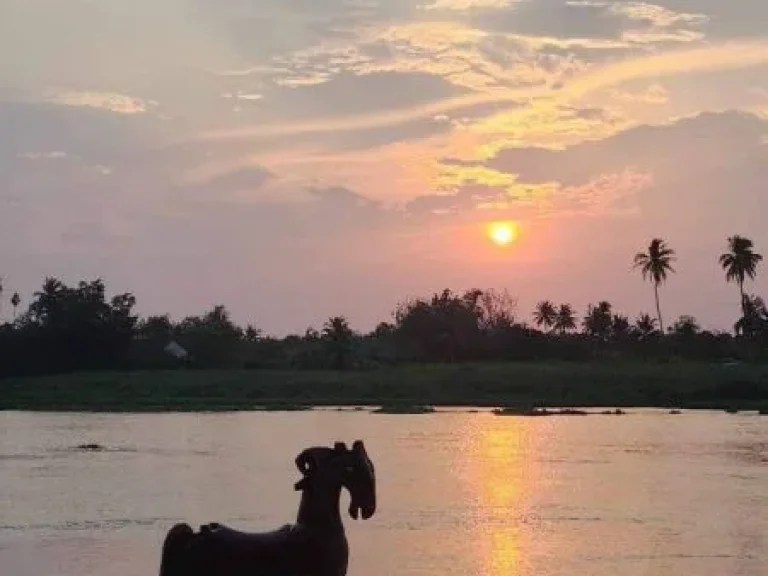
2, 361, 768, 412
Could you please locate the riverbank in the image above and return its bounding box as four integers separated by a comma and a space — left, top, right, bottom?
2, 361, 768, 413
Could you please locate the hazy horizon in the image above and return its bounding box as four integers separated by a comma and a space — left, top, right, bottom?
2, 1, 767, 336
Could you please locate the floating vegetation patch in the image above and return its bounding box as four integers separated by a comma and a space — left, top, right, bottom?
75, 443, 107, 452
493, 407, 588, 417
255, 404, 312, 412
371, 405, 435, 414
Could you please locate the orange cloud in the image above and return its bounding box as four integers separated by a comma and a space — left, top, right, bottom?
47, 91, 152, 114
420, 0, 516, 10
196, 41, 768, 143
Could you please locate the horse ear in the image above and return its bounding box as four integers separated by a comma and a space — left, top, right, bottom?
352, 440, 365, 453
334, 442, 347, 452
295, 449, 313, 474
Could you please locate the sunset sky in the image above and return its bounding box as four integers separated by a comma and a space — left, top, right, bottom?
2, 0, 767, 334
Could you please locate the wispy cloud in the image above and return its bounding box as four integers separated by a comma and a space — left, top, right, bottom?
563, 1, 707, 44
46, 91, 153, 114
17, 151, 69, 160
420, 0, 516, 10
196, 41, 768, 143
221, 92, 264, 101
610, 84, 669, 105
609, 2, 707, 28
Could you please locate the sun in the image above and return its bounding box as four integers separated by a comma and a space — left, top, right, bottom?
487, 221, 518, 247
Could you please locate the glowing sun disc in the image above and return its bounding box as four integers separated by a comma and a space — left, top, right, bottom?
487, 221, 518, 246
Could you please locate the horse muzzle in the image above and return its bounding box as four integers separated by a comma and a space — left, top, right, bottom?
349, 493, 376, 520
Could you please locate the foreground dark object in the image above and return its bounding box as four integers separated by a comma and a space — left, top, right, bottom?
159, 440, 376, 576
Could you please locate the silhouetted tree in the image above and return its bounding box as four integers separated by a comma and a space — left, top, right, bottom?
670, 315, 700, 338
10, 292, 20, 321
304, 327, 320, 340
633, 313, 659, 340
394, 289, 483, 362
720, 235, 762, 319
633, 238, 675, 333
373, 322, 395, 338
735, 295, 768, 338
137, 315, 173, 341
611, 314, 632, 342
478, 288, 517, 330
322, 316, 355, 369
582, 301, 613, 340
27, 277, 65, 325
553, 304, 577, 334
17, 277, 138, 372
244, 324, 262, 342
533, 301, 557, 332
175, 305, 243, 368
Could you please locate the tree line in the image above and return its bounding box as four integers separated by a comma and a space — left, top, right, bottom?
0, 235, 765, 377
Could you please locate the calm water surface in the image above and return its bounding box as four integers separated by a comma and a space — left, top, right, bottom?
1, 409, 767, 576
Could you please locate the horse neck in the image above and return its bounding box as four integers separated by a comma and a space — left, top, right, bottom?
296, 481, 344, 532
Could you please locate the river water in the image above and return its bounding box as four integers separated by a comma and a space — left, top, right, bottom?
1, 409, 766, 576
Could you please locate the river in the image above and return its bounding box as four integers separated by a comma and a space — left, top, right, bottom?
1, 409, 766, 576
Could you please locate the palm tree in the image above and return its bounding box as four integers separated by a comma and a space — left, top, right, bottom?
582, 301, 613, 340
633, 313, 658, 339
322, 316, 355, 369
633, 238, 675, 333
10, 292, 20, 320
735, 294, 767, 337
670, 315, 700, 338
553, 304, 576, 334
611, 314, 631, 340
719, 235, 762, 317
533, 300, 557, 332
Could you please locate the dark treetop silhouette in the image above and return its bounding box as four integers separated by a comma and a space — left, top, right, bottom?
158, 440, 376, 576
2, 236, 768, 380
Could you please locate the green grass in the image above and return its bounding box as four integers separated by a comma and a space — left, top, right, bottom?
1, 360, 767, 412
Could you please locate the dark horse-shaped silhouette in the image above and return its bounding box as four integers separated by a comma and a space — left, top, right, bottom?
158, 440, 376, 576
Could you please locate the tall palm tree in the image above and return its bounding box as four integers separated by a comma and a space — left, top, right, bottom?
533, 300, 557, 332
10, 292, 20, 321
719, 235, 762, 317
633, 238, 676, 333
553, 304, 577, 334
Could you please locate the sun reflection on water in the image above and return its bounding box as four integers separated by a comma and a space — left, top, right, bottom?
456, 416, 547, 576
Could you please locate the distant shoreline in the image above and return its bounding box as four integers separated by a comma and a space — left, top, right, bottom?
3, 361, 768, 413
